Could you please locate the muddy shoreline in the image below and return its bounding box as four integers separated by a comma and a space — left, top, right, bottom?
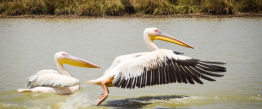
1, 12, 262, 19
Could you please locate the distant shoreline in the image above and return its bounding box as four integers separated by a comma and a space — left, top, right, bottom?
1, 0, 262, 19
1, 12, 262, 19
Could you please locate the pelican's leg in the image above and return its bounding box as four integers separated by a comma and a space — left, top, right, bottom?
96, 79, 110, 106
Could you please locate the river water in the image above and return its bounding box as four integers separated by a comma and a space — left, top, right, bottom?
0, 17, 261, 108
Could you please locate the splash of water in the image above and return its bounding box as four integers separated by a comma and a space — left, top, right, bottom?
60, 89, 101, 109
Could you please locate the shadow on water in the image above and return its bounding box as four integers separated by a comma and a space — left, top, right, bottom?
102, 95, 189, 108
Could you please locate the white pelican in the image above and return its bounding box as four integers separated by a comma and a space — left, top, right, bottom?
86, 28, 226, 105
17, 51, 100, 95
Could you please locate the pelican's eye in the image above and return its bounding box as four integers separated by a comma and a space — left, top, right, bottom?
62, 53, 67, 57
155, 29, 160, 33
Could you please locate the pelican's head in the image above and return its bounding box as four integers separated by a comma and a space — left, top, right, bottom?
143, 28, 194, 50
55, 51, 100, 68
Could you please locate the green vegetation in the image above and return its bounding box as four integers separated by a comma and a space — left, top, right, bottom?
0, 0, 261, 16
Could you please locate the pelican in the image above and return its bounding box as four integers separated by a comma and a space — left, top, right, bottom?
86, 28, 226, 105
17, 51, 100, 95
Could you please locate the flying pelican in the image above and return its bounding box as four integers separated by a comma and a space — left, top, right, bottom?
86, 28, 226, 105
17, 51, 100, 95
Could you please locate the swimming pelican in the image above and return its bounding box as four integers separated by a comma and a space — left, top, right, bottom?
17, 51, 100, 95
86, 28, 226, 105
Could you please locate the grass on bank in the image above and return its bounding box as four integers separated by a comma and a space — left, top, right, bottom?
0, 0, 261, 16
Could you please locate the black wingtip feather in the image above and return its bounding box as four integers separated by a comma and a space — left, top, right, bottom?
173, 51, 184, 55
200, 61, 226, 65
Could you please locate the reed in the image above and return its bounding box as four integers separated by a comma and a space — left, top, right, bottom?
78, 0, 125, 16
1, 0, 78, 15
174, 0, 202, 14
130, 0, 176, 15
237, 0, 262, 12
0, 0, 261, 16
201, 0, 235, 15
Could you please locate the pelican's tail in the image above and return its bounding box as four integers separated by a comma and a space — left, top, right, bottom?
85, 80, 94, 84
85, 80, 102, 86
17, 89, 32, 93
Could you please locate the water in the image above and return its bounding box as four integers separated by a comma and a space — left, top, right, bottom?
0, 17, 261, 108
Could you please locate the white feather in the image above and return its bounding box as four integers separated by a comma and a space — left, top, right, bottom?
28, 70, 79, 88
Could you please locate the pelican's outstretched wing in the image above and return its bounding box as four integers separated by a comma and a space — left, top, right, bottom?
27, 70, 79, 88
113, 49, 226, 89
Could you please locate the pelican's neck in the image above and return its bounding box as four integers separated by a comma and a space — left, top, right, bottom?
54, 58, 72, 77
143, 32, 159, 51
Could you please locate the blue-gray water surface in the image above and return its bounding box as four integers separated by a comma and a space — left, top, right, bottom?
0, 17, 261, 108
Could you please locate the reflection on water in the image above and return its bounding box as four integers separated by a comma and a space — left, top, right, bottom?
103, 95, 189, 108
0, 18, 262, 108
